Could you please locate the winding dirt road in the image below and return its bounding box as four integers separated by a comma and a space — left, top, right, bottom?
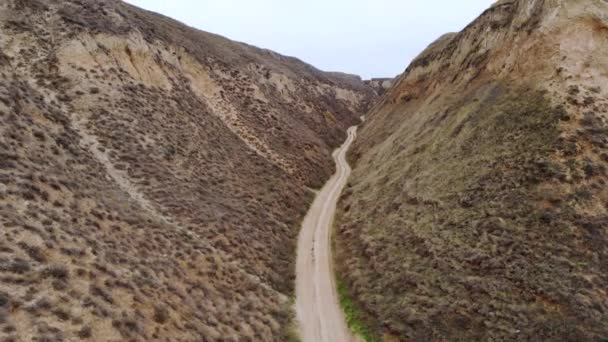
296, 126, 358, 342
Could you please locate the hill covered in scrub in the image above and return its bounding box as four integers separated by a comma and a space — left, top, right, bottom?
0, 0, 375, 340
335, 0, 608, 340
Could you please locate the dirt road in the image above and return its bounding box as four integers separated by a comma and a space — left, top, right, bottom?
296, 126, 358, 342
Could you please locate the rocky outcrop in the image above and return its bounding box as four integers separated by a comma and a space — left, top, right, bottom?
0, 0, 375, 341
364, 77, 395, 95
336, 0, 608, 340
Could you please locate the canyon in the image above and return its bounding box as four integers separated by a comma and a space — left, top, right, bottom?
1, 0, 608, 341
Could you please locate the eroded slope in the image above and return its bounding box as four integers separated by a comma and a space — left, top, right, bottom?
336, 0, 608, 340
0, 0, 375, 340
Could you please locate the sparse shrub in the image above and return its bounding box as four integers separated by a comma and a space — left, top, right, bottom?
78, 325, 92, 338
32, 130, 45, 141
8, 259, 31, 274
0, 292, 9, 307
52, 308, 70, 321
583, 96, 596, 106
112, 316, 140, 335
555, 105, 570, 121
17, 243, 46, 263
589, 86, 601, 94
574, 187, 593, 201
153, 304, 169, 324
52, 280, 69, 291
90, 285, 113, 304
26, 297, 51, 313
20, 191, 35, 200
568, 85, 580, 96
583, 160, 597, 178
42, 265, 69, 279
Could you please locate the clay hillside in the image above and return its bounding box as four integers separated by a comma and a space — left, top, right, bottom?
336, 0, 608, 341
0, 0, 375, 341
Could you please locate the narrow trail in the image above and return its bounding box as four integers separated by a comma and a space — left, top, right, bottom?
296, 126, 358, 342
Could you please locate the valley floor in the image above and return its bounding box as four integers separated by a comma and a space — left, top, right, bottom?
295, 126, 358, 342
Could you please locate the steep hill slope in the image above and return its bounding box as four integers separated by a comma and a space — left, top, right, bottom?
336, 0, 608, 340
0, 0, 375, 340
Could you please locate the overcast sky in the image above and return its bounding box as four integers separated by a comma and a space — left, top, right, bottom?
124, 0, 493, 79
